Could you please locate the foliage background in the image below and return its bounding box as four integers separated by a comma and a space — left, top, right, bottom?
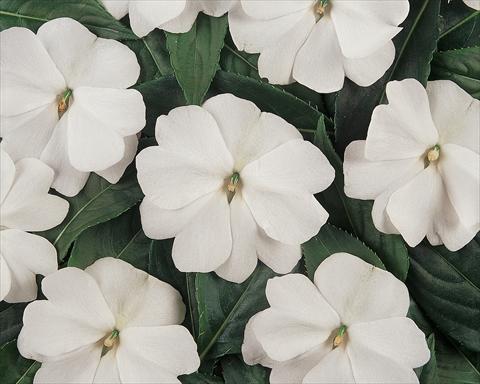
0, 0, 478, 382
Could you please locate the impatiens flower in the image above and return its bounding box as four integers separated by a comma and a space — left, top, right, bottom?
0, 18, 145, 197
462, 0, 480, 10
18, 257, 200, 383
344, 79, 480, 251
136, 93, 334, 283
229, 0, 409, 93
0, 149, 68, 303
242, 253, 430, 383
101, 0, 236, 37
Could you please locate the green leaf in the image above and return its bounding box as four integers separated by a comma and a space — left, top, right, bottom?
0, 340, 39, 384
438, 1, 480, 50
213, 70, 328, 136
148, 240, 198, 338
0, 303, 26, 346
334, 0, 441, 155
436, 336, 480, 384
314, 117, 410, 280
222, 355, 269, 384
196, 263, 280, 361
0, 0, 136, 39
303, 223, 385, 280
407, 237, 480, 352
430, 46, 480, 99
419, 334, 439, 384
180, 372, 224, 384
135, 75, 186, 136
41, 166, 143, 260
125, 30, 173, 83
68, 207, 150, 270
166, 14, 228, 105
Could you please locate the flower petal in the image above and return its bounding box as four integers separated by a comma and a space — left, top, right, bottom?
365, 79, 438, 161
344, 140, 424, 200
439, 144, 479, 228
314, 253, 410, 324
172, 191, 232, 272
1, 158, 69, 231
0, 255, 12, 301
215, 193, 258, 283
242, 313, 274, 368
346, 341, 420, 384
256, 228, 302, 274
38, 18, 139, 88
427, 80, 480, 153
101, 0, 129, 19
331, 0, 408, 58
241, 0, 312, 20
136, 146, 226, 210
32, 344, 103, 384
85, 257, 185, 328
93, 348, 120, 384
243, 188, 328, 245
348, 317, 430, 368
117, 325, 200, 383
242, 140, 335, 195
0, 103, 58, 161
40, 114, 90, 197
0, 27, 64, 116
303, 347, 355, 384
199, 0, 236, 16
387, 165, 442, 247
0, 149, 15, 204
258, 12, 316, 85
129, 0, 187, 37
139, 194, 212, 240
228, 3, 306, 53
293, 17, 345, 93
96, 135, 139, 184
343, 41, 395, 87
158, 1, 200, 33
0, 230, 57, 303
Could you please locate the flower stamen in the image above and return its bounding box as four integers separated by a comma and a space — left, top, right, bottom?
426, 144, 440, 163
227, 172, 240, 193
57, 89, 72, 118
103, 329, 119, 349
333, 324, 347, 348
315, 0, 329, 17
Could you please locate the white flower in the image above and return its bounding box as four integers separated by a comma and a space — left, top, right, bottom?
462, 0, 480, 10
0, 149, 68, 303
228, 0, 409, 93
18, 257, 200, 383
136, 93, 334, 283
0, 18, 146, 197
242, 253, 430, 384
101, 0, 237, 37
344, 79, 480, 251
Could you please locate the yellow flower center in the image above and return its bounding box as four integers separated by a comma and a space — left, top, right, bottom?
333, 324, 347, 348
103, 329, 120, 349
315, 0, 329, 17
227, 172, 240, 193
426, 145, 440, 163
57, 89, 72, 118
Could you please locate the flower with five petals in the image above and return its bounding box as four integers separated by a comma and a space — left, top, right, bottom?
136, 94, 335, 283
0, 18, 146, 197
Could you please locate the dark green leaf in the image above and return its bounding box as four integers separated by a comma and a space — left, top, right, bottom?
41, 166, 143, 260
180, 372, 224, 384
0, 0, 136, 39
303, 223, 385, 280
167, 14, 228, 105
0, 303, 26, 346
314, 118, 410, 280
334, 0, 441, 155
220, 41, 260, 80
196, 263, 280, 361
68, 207, 150, 270
148, 240, 198, 337
438, 1, 480, 50
213, 70, 328, 136
135, 75, 186, 136
222, 355, 269, 384
430, 46, 480, 99
0, 340, 39, 384
407, 238, 480, 352
419, 334, 439, 384
436, 336, 480, 384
